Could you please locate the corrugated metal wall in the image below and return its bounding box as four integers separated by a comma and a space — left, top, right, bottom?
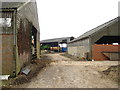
16, 15, 32, 74
0, 11, 15, 75
0, 11, 13, 34
17, 1, 40, 33
15, 1, 40, 75
17, 1, 40, 59
1, 1, 40, 76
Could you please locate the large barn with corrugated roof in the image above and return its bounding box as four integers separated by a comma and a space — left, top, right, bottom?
68, 17, 120, 61
0, 0, 40, 76
41, 37, 74, 52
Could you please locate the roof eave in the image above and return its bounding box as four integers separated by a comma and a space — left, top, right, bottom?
68, 36, 89, 44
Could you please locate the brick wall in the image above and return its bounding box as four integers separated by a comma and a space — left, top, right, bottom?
92, 44, 120, 61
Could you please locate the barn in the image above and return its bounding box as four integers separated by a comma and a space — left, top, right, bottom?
68, 17, 120, 61
0, 0, 40, 76
41, 37, 74, 52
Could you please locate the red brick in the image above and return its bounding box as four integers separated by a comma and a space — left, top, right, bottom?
92, 44, 120, 61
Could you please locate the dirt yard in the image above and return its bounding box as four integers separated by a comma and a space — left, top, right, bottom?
13, 53, 118, 88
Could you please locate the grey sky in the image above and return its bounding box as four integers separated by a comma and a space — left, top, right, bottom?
36, 0, 119, 40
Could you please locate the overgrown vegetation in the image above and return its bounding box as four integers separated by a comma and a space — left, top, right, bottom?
41, 45, 50, 50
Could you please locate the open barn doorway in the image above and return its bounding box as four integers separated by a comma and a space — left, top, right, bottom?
92, 36, 120, 61
31, 26, 37, 59
95, 36, 120, 44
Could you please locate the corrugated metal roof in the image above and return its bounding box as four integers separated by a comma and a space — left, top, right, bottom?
41, 37, 72, 44
1, 2, 24, 9
1, 0, 28, 9
69, 17, 119, 43
0, 0, 40, 32
1, 0, 28, 2
1, 0, 35, 9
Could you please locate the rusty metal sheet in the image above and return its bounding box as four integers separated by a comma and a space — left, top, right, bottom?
0, 11, 14, 34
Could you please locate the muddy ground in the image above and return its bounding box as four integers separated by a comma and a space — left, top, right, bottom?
10, 53, 119, 88
1, 55, 53, 88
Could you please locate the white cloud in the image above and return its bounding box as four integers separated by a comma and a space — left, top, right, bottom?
36, 0, 119, 40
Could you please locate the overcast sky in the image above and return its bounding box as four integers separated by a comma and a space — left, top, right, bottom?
36, 0, 119, 40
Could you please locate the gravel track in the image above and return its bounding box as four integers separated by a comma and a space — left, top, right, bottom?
15, 53, 118, 88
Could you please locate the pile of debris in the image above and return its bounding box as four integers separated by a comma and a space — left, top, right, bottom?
2, 55, 52, 88
102, 65, 119, 84
12, 59, 51, 85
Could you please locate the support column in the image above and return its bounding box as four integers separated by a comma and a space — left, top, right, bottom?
37, 32, 40, 59
58, 42, 59, 52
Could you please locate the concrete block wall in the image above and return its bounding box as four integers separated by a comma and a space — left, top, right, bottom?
68, 46, 90, 59
68, 38, 90, 59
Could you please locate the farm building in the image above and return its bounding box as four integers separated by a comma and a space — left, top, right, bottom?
41, 37, 74, 52
68, 17, 120, 61
0, 0, 40, 76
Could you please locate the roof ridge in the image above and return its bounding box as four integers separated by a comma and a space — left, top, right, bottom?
69, 17, 118, 43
